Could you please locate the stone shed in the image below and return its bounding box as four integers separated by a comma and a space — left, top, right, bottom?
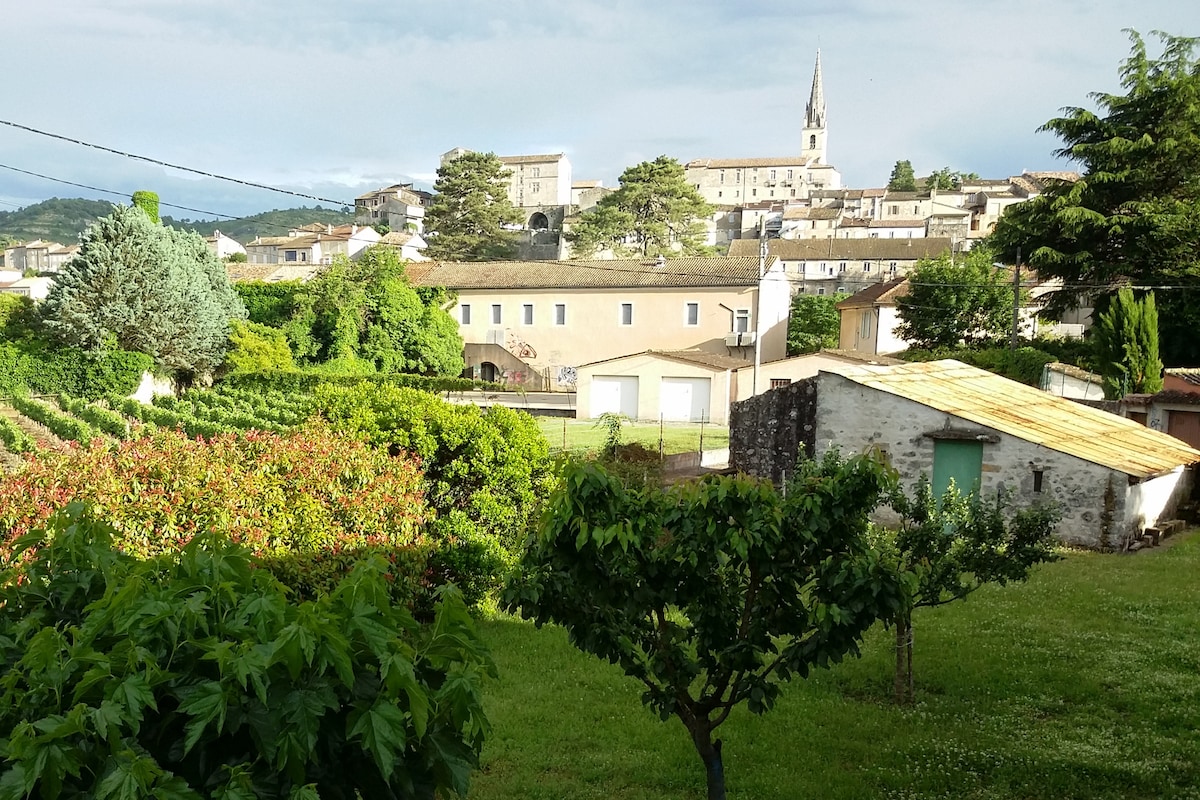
731, 359, 1200, 550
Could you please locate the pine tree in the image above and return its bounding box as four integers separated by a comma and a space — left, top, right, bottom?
1091, 288, 1163, 398
887, 160, 917, 191
42, 204, 246, 378
424, 151, 523, 261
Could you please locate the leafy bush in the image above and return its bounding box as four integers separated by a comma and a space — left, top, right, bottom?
235, 279, 304, 327
224, 319, 295, 373
0, 506, 495, 799
0, 415, 35, 454
899, 346, 1057, 386
312, 383, 554, 605
0, 342, 151, 400
0, 423, 431, 601
10, 394, 98, 444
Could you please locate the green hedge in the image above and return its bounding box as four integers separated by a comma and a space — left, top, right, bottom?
56, 394, 132, 439
220, 368, 506, 394
0, 343, 152, 400
899, 346, 1057, 386
11, 395, 97, 444
0, 415, 35, 454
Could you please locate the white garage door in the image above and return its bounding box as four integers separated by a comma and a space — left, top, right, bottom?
660, 377, 712, 422
590, 375, 639, 419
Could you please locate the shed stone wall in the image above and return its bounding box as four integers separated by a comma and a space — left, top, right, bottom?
813, 373, 1129, 549
728, 377, 817, 484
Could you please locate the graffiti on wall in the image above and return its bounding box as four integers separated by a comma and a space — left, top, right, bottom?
506, 332, 538, 360
556, 365, 577, 387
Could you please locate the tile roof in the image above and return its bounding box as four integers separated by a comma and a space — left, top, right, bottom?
1165, 368, 1200, 386
835, 277, 908, 309
409, 257, 776, 290
728, 237, 953, 261
686, 157, 812, 168
868, 219, 926, 228
822, 359, 1200, 479
499, 153, 566, 164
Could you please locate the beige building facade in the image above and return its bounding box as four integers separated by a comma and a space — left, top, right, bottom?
410, 257, 791, 391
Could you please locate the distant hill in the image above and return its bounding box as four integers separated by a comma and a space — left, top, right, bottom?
163, 206, 356, 242
0, 197, 115, 244
0, 198, 357, 246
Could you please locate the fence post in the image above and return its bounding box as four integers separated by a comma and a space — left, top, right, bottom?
562, 417, 567, 451
659, 414, 664, 460
699, 414, 706, 455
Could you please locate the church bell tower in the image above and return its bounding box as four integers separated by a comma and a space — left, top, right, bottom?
802, 50, 827, 164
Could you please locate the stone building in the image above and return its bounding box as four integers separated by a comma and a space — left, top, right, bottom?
729, 359, 1200, 550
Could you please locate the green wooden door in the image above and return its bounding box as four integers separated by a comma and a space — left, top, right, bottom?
932, 440, 984, 499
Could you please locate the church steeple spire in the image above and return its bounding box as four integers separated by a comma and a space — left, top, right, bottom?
805, 49, 826, 129
802, 49, 827, 164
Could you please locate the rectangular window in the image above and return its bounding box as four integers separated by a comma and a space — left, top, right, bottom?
890, 204, 899, 215
554, 303, 566, 325
786, 169, 794, 180
839, 262, 847, 273
864, 262, 872, 272
913, 204, 920, 215
522, 303, 533, 325
531, 167, 540, 178
717, 191, 722, 198
491, 304, 502, 324
752, 188, 757, 197
620, 303, 633, 326
285, 251, 297, 262
817, 287, 826, 295
719, 170, 725, 184
734, 309, 751, 333
769, 169, 777, 180
460, 304, 472, 324
685, 302, 699, 326
531, 182, 541, 194
860, 311, 873, 339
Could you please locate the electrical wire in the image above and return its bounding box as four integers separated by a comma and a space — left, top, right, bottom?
0, 118, 358, 208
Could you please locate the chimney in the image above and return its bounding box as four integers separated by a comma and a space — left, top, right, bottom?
655, 254, 666, 268
327, 224, 333, 235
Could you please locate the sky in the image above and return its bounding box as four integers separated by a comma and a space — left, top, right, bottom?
3, 0, 1199, 223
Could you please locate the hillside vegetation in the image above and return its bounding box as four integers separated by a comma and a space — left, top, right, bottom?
0, 197, 355, 245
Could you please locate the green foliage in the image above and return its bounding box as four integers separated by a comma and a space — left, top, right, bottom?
131, 190, 160, 224
505, 451, 904, 798
567, 156, 713, 257
219, 368, 498, 395
285, 247, 464, 376
923, 167, 979, 191
224, 251, 248, 263
895, 246, 1019, 349
235, 281, 303, 326
879, 479, 1060, 702
0, 415, 35, 454
0, 506, 495, 799
424, 151, 523, 261
0, 423, 431, 602
899, 346, 1058, 386
786, 292, 847, 355
55, 394, 132, 439
41, 204, 247, 378
0, 342, 152, 400
10, 394, 98, 444
1090, 287, 1163, 398
224, 320, 295, 374
593, 411, 626, 457
988, 31, 1200, 366
312, 383, 553, 606
887, 160, 917, 191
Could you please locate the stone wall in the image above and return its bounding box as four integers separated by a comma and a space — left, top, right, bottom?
728, 377, 818, 484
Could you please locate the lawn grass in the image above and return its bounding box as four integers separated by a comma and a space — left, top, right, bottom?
536, 417, 729, 456
470, 533, 1200, 799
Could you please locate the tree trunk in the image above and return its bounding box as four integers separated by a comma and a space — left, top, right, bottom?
689, 726, 726, 800
894, 615, 914, 704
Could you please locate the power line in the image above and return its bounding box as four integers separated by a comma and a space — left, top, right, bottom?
0, 118, 359, 208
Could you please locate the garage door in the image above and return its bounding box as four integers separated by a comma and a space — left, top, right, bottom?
590, 375, 639, 419
660, 377, 712, 422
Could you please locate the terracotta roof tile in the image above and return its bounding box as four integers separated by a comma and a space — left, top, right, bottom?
410, 257, 774, 290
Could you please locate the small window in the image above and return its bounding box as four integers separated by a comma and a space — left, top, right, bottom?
491, 304, 502, 325
522, 303, 533, 325
839, 262, 847, 273
913, 204, 920, 215
770, 378, 792, 389
817, 287, 826, 295
1033, 468, 1044, 493
685, 302, 699, 326
530, 182, 541, 194
752, 189, 757, 197
620, 303, 633, 326
554, 303, 566, 326
786, 169, 794, 180
734, 309, 751, 333
460, 304, 472, 325
860, 311, 872, 339
718, 191, 723, 198
531, 166, 540, 178
890, 204, 899, 215
864, 262, 872, 273
769, 169, 777, 180
285, 251, 297, 262
719, 170, 725, 184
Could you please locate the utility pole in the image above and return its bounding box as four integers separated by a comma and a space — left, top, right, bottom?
753, 215, 766, 396
1011, 246, 1022, 350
